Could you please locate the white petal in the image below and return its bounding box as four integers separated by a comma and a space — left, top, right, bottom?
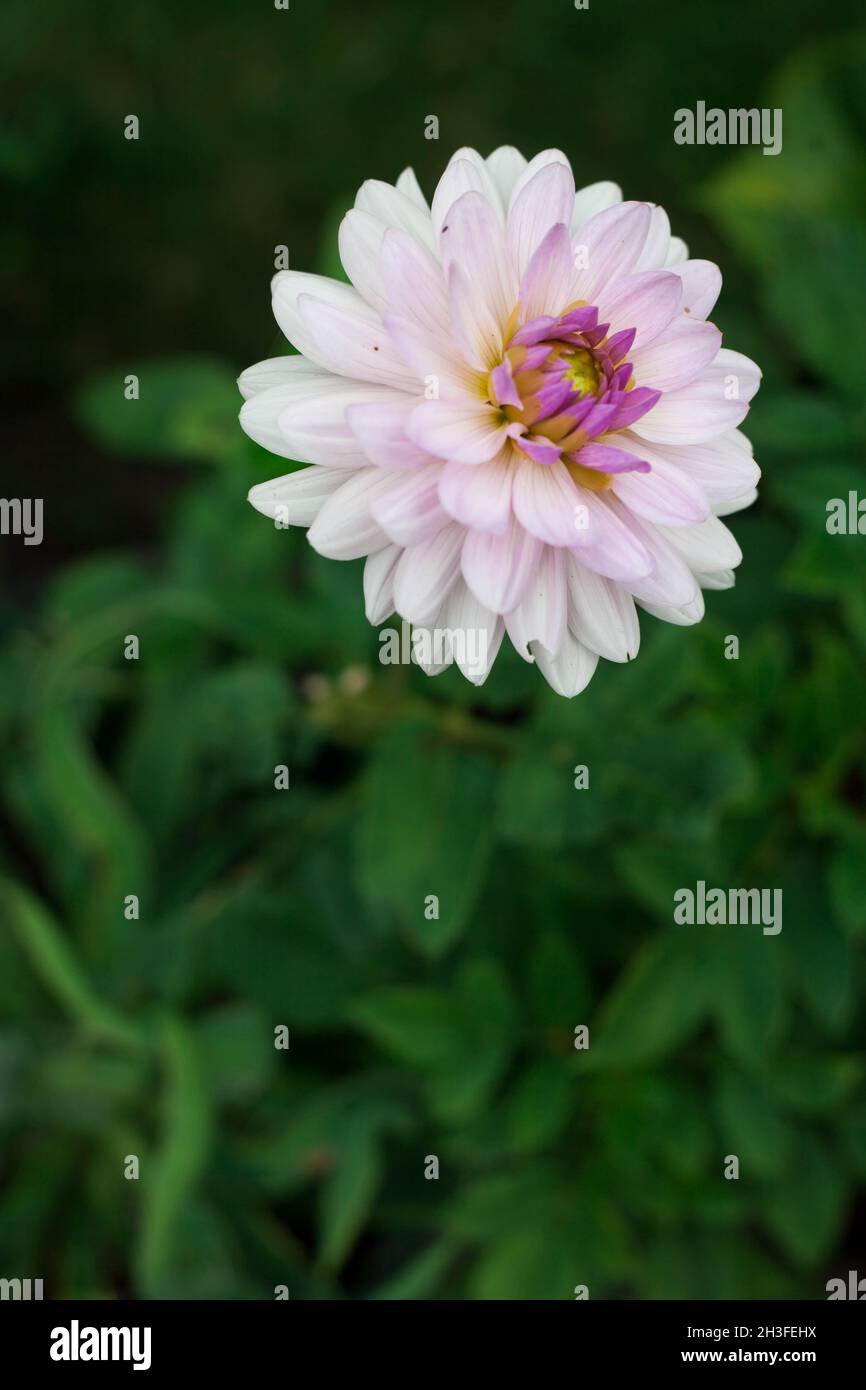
298, 293, 419, 391
355, 179, 438, 253
505, 545, 567, 659
620, 430, 760, 507
431, 152, 504, 238
338, 209, 388, 313
436, 580, 504, 684
571, 180, 622, 233
247, 466, 346, 528
566, 558, 640, 662
370, 466, 449, 546
396, 166, 429, 210
238, 355, 319, 400
392, 522, 465, 623
638, 590, 706, 626
634, 205, 672, 272
438, 451, 513, 534
306, 468, 396, 559
658, 515, 743, 572
272, 272, 371, 362
532, 627, 599, 698
485, 146, 528, 208
364, 544, 402, 623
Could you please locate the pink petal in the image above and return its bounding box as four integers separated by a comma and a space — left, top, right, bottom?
346, 399, 432, 471
611, 450, 711, 525
371, 466, 449, 547
569, 492, 653, 582
668, 259, 722, 320
440, 190, 517, 328
630, 317, 722, 392
512, 459, 595, 546
507, 160, 576, 279
408, 399, 507, 465
597, 271, 683, 349
431, 153, 503, 238
632, 430, 759, 504
448, 262, 504, 371
571, 180, 622, 233
518, 222, 576, 322
461, 515, 543, 614
380, 228, 450, 335
571, 202, 651, 304
382, 313, 480, 399
438, 451, 514, 534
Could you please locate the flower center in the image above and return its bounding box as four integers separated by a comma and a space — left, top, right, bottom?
561, 347, 600, 400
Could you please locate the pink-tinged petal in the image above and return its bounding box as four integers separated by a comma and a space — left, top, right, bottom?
532, 626, 599, 697
519, 222, 576, 323
637, 590, 706, 626
629, 368, 753, 445
382, 313, 481, 398
392, 522, 465, 623
448, 262, 504, 370
619, 429, 760, 504
634, 205, 672, 272
507, 149, 572, 210
566, 557, 640, 662
440, 190, 517, 328
630, 316, 721, 392
485, 145, 529, 209
298, 293, 418, 391
657, 515, 743, 572
507, 160, 576, 280
571, 180, 622, 234
272, 272, 374, 362
605, 327, 636, 365
371, 465, 448, 546
505, 545, 567, 660
668, 259, 722, 320
438, 451, 513, 534
598, 271, 683, 349
462, 516, 543, 614
437, 580, 504, 684
571, 202, 651, 303
339, 209, 388, 313
431, 153, 503, 237
573, 442, 652, 475
380, 228, 450, 335
606, 386, 662, 431
612, 451, 711, 525
395, 166, 429, 210
238, 354, 320, 401
570, 492, 653, 581
354, 179, 438, 254
364, 543, 402, 624
408, 399, 507, 465
307, 468, 396, 559
346, 399, 431, 471
490, 357, 522, 409
247, 466, 347, 528
514, 433, 564, 466
240, 373, 394, 465
512, 459, 594, 547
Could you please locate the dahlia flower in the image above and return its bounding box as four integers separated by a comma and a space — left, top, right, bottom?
240, 147, 760, 696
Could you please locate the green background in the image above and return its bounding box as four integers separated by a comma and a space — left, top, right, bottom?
2, 0, 866, 1299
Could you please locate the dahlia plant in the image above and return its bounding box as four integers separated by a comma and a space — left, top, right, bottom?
240, 147, 760, 696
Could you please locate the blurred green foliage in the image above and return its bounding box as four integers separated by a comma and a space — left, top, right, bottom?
1, 4, 866, 1299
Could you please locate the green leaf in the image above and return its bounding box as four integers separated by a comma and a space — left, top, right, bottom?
590, 932, 712, 1068
317, 1125, 383, 1274
356, 723, 497, 953
76, 357, 238, 462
